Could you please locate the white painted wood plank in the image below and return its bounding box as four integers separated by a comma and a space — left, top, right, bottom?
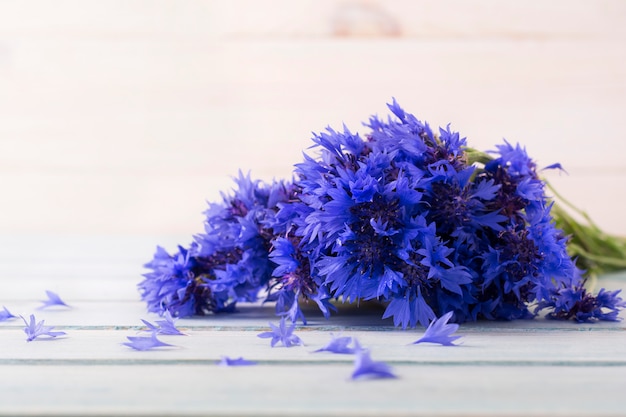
0, 171, 624, 236
209, 0, 626, 39
0, 234, 188, 262
1, 39, 624, 172
2, 326, 626, 364
0, 364, 624, 416
2, 298, 626, 330
1, 36, 625, 235
0, 0, 624, 39
0, 0, 625, 237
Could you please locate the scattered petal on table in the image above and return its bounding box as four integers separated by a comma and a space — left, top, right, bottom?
122, 332, 175, 351
0, 306, 17, 322
312, 334, 357, 354
411, 311, 462, 346
350, 340, 397, 380
257, 317, 303, 347
218, 356, 257, 366
38, 290, 70, 310
21, 314, 66, 342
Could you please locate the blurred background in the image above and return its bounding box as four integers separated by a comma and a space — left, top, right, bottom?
1, 0, 625, 241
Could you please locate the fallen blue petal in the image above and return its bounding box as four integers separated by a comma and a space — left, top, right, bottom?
122, 332, 175, 351
218, 356, 257, 366
21, 314, 67, 342
141, 319, 159, 333
412, 311, 462, 346
154, 310, 186, 335
38, 290, 70, 310
313, 334, 357, 354
351, 340, 397, 380
141, 311, 186, 336
0, 306, 17, 322
257, 317, 303, 347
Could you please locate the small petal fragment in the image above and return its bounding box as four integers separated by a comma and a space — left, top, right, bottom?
38, 290, 70, 310
155, 311, 186, 335
122, 332, 174, 351
351, 341, 397, 380
313, 334, 357, 354
0, 306, 16, 322
21, 314, 66, 342
218, 356, 257, 366
412, 311, 462, 346
141, 311, 186, 336
257, 317, 303, 347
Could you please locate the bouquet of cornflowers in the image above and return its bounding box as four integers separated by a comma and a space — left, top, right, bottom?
139, 100, 625, 328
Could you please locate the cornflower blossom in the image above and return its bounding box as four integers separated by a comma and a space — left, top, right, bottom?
139, 100, 624, 328
140, 244, 210, 317
462, 143, 578, 322
291, 100, 624, 327
266, 235, 335, 324
294, 102, 490, 328
139, 173, 294, 318
536, 280, 626, 322
21, 314, 66, 342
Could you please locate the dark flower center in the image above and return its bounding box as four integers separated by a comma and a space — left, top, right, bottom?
229, 199, 248, 217
428, 182, 470, 235
278, 236, 318, 297
495, 228, 542, 301
482, 166, 526, 219
348, 194, 402, 273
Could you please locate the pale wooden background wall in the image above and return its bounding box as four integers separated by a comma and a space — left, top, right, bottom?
1, 0, 625, 239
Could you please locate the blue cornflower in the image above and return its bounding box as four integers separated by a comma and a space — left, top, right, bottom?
525, 203, 577, 299
350, 340, 397, 380
423, 162, 505, 247
21, 314, 66, 342
140, 173, 295, 318
312, 334, 357, 354
482, 140, 553, 221
257, 317, 303, 347
138, 99, 622, 327
477, 203, 577, 321
267, 236, 334, 324
411, 311, 462, 346
0, 306, 16, 321
122, 332, 175, 351
537, 281, 626, 323
140, 244, 213, 317
38, 290, 70, 309
296, 102, 488, 328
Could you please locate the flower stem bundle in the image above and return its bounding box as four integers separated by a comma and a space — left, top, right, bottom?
140, 100, 625, 328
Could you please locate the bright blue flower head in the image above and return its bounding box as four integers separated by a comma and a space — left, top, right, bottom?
141, 173, 295, 317
140, 99, 624, 328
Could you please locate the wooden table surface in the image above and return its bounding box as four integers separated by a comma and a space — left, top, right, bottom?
1, 2, 626, 416
0, 235, 625, 416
